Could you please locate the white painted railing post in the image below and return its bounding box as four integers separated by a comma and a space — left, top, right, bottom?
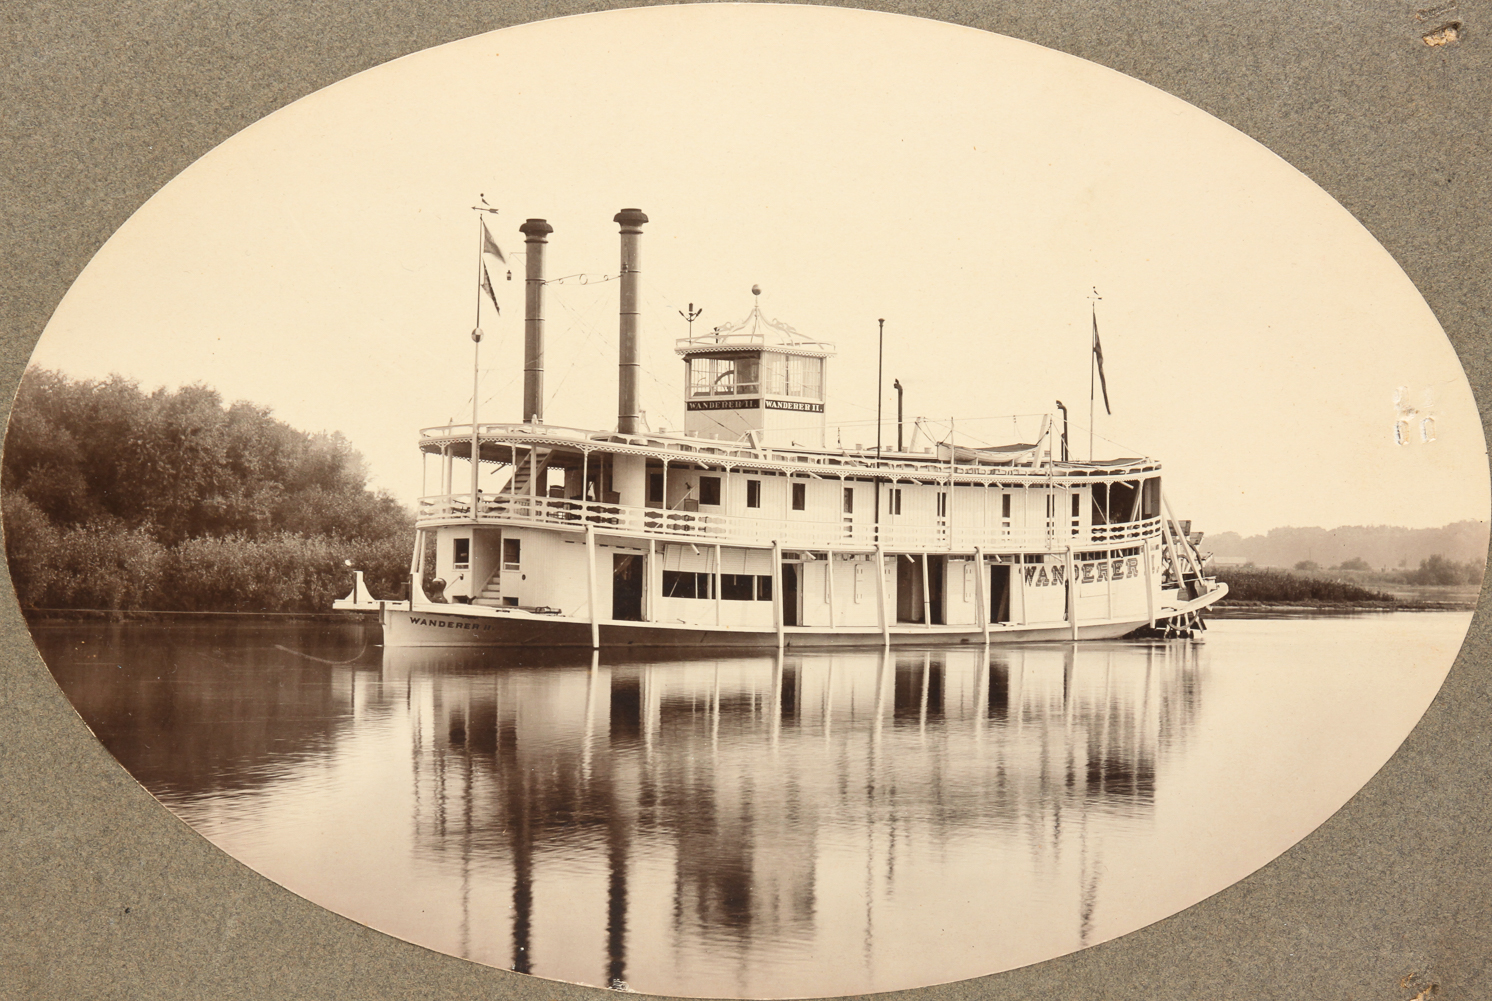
1143, 537, 1156, 627
875, 544, 890, 648
920, 553, 933, 628
1066, 545, 1078, 641
585, 524, 600, 650
975, 546, 990, 646
772, 539, 784, 650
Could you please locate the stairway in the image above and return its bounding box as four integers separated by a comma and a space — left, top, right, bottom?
471, 568, 505, 607
503, 446, 554, 498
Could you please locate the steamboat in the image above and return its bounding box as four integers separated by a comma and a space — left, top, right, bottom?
337, 208, 1225, 648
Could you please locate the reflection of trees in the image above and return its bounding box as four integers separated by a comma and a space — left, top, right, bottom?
38, 621, 379, 800
388, 639, 1205, 987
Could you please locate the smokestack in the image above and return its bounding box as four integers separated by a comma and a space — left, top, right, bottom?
615, 208, 648, 434
519, 218, 553, 423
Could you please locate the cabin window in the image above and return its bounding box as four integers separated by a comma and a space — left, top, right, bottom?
699, 476, 721, 506
792, 482, 806, 511
453, 538, 470, 569
662, 571, 714, 599
1072, 493, 1081, 517
756, 575, 773, 601
843, 487, 854, 514
1001, 494, 1011, 519
648, 473, 664, 504
1141, 477, 1162, 519
746, 480, 761, 508
1108, 480, 1141, 523
936, 492, 947, 517
502, 538, 521, 570
888, 488, 902, 516
721, 574, 754, 600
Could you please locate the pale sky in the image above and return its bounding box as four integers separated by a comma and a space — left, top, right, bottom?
32, 4, 1489, 538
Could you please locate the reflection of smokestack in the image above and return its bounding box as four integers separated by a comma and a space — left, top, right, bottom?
519, 218, 553, 423
614, 208, 648, 434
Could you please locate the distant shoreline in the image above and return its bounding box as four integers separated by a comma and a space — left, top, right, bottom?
1211, 601, 1475, 617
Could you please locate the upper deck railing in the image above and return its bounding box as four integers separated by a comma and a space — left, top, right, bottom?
418, 422, 1160, 483
416, 492, 1161, 552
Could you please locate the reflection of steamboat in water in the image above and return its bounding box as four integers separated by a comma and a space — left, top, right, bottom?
384, 642, 1206, 994
338, 209, 1224, 648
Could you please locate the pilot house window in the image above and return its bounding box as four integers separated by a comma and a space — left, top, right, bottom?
688, 356, 760, 397
764, 354, 824, 400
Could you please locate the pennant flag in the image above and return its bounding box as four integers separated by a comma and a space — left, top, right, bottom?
480, 219, 506, 263
480, 262, 501, 315
1092, 309, 1111, 415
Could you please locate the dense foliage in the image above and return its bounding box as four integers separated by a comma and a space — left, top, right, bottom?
1397, 554, 1484, 586
1212, 565, 1394, 605
3, 369, 412, 611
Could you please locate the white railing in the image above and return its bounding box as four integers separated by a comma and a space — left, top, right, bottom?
416, 422, 1159, 482
417, 493, 1162, 553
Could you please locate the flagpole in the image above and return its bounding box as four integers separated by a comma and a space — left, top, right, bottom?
471, 215, 484, 509
1089, 303, 1096, 461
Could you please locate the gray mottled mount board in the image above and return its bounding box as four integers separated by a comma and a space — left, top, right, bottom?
1, 2, 1487, 999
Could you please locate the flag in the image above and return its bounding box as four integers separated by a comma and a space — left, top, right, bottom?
1092, 309, 1111, 415
480, 218, 506, 263
481, 262, 501, 315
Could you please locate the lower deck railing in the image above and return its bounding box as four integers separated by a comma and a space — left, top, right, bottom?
418, 493, 1162, 553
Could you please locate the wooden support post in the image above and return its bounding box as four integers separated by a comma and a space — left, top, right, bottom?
875, 544, 890, 648
975, 546, 990, 646
1160, 502, 1184, 597
647, 538, 658, 623
1066, 545, 1078, 641
826, 553, 838, 629
772, 539, 784, 650
585, 524, 600, 650
714, 543, 723, 627
920, 553, 933, 628
1143, 537, 1156, 627
1163, 495, 1207, 596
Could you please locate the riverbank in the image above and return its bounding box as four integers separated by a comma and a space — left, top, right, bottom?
21, 607, 373, 624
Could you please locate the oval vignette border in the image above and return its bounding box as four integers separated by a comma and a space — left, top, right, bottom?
1, 3, 1489, 1000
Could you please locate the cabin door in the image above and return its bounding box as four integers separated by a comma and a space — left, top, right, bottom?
781, 563, 802, 627
612, 554, 644, 621
989, 564, 1013, 623
896, 556, 924, 623
926, 555, 947, 625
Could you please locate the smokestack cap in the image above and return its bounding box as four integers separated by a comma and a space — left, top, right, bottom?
519, 218, 553, 237
614, 208, 649, 231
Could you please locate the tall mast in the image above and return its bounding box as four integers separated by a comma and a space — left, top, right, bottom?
874, 318, 885, 541
471, 199, 501, 507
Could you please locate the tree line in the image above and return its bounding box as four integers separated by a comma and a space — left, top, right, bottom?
3, 369, 411, 611
1293, 554, 1484, 586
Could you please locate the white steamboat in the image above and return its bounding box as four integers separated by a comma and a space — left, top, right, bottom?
337, 209, 1225, 648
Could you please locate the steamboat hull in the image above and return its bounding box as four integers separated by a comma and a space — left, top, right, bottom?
374, 588, 1225, 649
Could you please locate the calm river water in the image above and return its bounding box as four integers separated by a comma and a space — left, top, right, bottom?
37, 612, 1469, 997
